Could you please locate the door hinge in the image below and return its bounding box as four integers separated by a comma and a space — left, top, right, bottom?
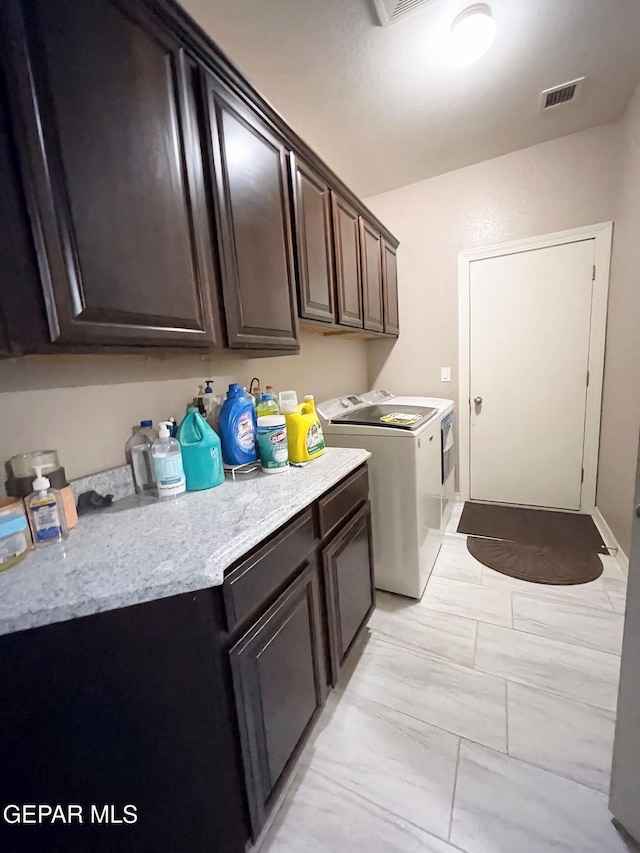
586, 370, 589, 387
581, 467, 584, 483
592, 264, 596, 281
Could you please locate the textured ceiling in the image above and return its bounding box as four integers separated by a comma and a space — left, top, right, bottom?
180, 0, 640, 198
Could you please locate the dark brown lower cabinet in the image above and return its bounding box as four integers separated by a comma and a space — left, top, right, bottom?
0, 590, 249, 853
223, 463, 375, 839
229, 560, 327, 834
323, 501, 376, 685
0, 465, 375, 852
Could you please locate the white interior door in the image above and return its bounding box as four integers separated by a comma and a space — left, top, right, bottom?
469, 239, 595, 510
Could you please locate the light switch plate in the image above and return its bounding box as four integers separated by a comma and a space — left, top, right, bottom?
441, 367, 451, 382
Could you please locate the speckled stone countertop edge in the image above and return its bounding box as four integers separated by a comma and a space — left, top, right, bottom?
0, 448, 371, 637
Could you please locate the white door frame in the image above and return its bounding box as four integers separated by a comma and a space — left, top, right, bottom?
458, 222, 613, 513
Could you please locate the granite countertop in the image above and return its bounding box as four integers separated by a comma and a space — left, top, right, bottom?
0, 447, 370, 637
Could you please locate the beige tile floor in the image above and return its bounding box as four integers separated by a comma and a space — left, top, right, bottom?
260, 504, 633, 852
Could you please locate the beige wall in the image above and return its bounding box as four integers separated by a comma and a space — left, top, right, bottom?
365, 122, 621, 400
0, 333, 368, 481
598, 86, 640, 554
364, 120, 640, 553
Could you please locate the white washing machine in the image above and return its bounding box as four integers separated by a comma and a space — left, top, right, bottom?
317, 389, 455, 599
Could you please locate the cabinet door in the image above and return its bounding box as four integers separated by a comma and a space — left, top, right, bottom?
204, 77, 299, 350
382, 238, 400, 336
331, 192, 363, 328
360, 217, 384, 332
322, 502, 375, 684
290, 155, 336, 323
3, 0, 220, 348
230, 560, 327, 835
0, 590, 249, 853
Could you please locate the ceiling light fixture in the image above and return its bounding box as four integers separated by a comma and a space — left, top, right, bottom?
450, 4, 496, 66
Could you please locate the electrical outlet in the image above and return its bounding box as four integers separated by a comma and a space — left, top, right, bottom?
441, 367, 451, 382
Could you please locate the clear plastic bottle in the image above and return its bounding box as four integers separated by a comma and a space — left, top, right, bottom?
201, 380, 224, 431
256, 393, 279, 418
26, 465, 69, 547
151, 421, 186, 500
244, 386, 256, 409
125, 420, 158, 494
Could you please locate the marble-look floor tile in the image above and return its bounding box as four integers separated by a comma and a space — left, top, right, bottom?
344, 635, 507, 751
308, 691, 459, 841
370, 591, 477, 667
451, 740, 629, 853
600, 554, 627, 580
260, 766, 459, 853
432, 541, 484, 585
603, 576, 627, 614
512, 593, 624, 654
507, 682, 616, 792
476, 622, 620, 711
421, 576, 513, 627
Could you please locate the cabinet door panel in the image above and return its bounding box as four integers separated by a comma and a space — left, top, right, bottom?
205, 78, 298, 350
331, 192, 363, 328
290, 155, 335, 323
230, 561, 326, 835
0, 78, 48, 355
5, 0, 219, 347
323, 502, 375, 684
382, 239, 399, 336
360, 218, 384, 332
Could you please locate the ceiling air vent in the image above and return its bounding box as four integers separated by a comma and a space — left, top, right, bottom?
370, 0, 435, 26
540, 77, 585, 110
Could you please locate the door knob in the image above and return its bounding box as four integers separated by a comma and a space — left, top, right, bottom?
474, 396, 483, 405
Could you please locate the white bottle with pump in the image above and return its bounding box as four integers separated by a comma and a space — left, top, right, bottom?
152, 421, 186, 500
26, 465, 69, 546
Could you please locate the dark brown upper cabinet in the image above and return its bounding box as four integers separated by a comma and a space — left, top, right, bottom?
331, 192, 364, 328
382, 238, 400, 336
290, 155, 336, 324
359, 217, 385, 333
203, 76, 299, 351
3, 0, 221, 349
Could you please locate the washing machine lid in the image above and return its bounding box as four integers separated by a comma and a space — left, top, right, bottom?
329, 403, 438, 431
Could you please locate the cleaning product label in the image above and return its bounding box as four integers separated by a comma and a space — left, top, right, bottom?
31, 497, 63, 541
306, 421, 325, 456
257, 418, 289, 472
237, 412, 256, 452
156, 455, 186, 499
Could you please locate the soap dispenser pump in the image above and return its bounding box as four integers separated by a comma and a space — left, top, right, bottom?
26, 465, 69, 546
152, 421, 186, 500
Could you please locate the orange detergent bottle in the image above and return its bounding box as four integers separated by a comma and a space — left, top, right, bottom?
278, 392, 326, 463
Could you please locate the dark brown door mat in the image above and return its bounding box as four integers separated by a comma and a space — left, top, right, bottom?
458, 502, 607, 555
467, 537, 604, 585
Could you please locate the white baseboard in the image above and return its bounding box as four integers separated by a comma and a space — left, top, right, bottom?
593, 507, 629, 574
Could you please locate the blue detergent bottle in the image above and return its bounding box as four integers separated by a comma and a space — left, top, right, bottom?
218, 384, 258, 466
177, 407, 225, 490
